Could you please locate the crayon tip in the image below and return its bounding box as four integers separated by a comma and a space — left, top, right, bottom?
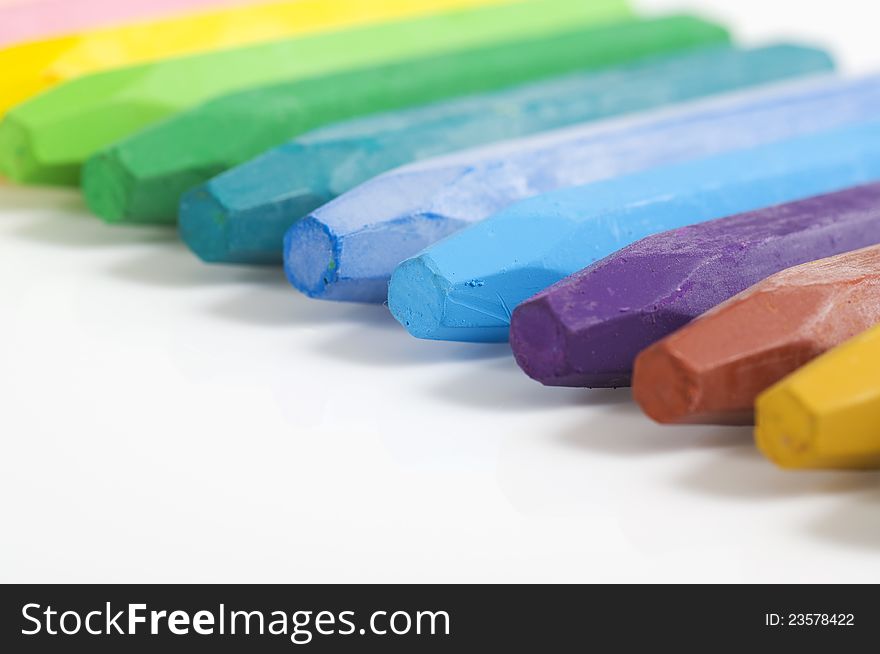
286, 214, 405, 302
182, 151, 333, 265
632, 341, 713, 425
0, 114, 48, 183
754, 320, 880, 469
633, 306, 788, 427
509, 298, 568, 384
510, 300, 635, 388
388, 254, 511, 342
287, 208, 465, 304
511, 285, 680, 388
84, 145, 213, 225
178, 184, 234, 263
82, 149, 133, 223
754, 385, 816, 469
387, 256, 449, 339
284, 216, 341, 299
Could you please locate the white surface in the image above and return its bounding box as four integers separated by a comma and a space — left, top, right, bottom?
2, 1, 880, 584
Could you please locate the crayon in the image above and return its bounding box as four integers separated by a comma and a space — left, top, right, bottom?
513, 183, 880, 389
387, 120, 880, 343
0, 0, 270, 48
0, 0, 526, 118
84, 16, 726, 224
635, 243, 880, 427
184, 44, 831, 266
0, 0, 633, 186
290, 72, 880, 306
756, 322, 880, 470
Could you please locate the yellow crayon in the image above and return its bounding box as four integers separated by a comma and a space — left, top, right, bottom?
0, 0, 532, 118
756, 323, 880, 470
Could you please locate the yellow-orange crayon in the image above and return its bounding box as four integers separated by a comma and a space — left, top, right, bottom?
757, 323, 880, 469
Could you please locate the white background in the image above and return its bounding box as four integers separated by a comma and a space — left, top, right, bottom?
2, 0, 879, 583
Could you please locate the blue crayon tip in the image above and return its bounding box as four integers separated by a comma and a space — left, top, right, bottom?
388, 256, 457, 340
285, 182, 468, 302
283, 217, 341, 298
388, 253, 558, 342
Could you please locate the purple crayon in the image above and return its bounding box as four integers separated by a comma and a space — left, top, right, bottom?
510, 182, 880, 388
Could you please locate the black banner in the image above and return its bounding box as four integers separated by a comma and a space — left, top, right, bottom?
1, 584, 876, 651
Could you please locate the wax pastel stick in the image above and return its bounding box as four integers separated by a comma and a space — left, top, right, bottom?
290, 72, 880, 306
84, 16, 724, 225
756, 322, 880, 470
635, 244, 880, 429
186, 45, 832, 267
512, 183, 880, 390
0, 0, 526, 119
0, 0, 633, 186
387, 120, 880, 343
0, 0, 269, 48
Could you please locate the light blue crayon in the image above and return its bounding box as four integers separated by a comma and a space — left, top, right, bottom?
285, 71, 880, 304
180, 44, 832, 265
388, 120, 880, 342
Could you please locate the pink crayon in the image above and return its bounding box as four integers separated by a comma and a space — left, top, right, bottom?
0, 0, 262, 47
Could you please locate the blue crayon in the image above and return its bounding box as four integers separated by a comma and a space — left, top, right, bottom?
179, 44, 832, 265
388, 120, 880, 342
285, 72, 880, 304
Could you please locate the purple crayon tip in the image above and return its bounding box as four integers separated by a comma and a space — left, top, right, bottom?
510, 182, 880, 388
